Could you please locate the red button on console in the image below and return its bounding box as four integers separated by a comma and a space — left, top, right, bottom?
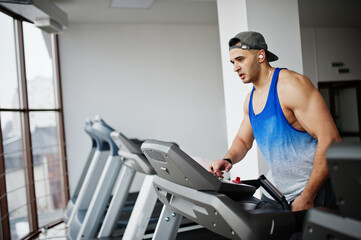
232, 177, 242, 184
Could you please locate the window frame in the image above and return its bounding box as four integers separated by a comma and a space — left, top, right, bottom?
0, 7, 69, 239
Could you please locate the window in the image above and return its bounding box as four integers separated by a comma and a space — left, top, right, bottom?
0, 9, 68, 240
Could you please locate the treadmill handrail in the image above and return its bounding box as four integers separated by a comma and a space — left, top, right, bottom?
258, 175, 290, 210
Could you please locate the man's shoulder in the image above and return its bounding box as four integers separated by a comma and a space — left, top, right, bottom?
278, 69, 314, 92
277, 69, 318, 110
278, 69, 308, 84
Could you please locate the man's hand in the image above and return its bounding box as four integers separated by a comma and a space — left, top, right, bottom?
208, 159, 232, 178
291, 194, 314, 212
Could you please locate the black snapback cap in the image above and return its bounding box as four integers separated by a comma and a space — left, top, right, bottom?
229, 31, 278, 62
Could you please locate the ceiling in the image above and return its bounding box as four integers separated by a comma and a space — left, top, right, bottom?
52, 0, 361, 27
298, 0, 361, 28
52, 0, 218, 25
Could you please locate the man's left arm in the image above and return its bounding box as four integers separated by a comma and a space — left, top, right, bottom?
292, 136, 339, 211
281, 73, 341, 211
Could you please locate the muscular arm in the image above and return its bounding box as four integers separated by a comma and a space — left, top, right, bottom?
224, 95, 254, 164
278, 71, 341, 211
209, 93, 255, 177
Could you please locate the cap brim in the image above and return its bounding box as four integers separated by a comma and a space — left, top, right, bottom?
266, 50, 278, 62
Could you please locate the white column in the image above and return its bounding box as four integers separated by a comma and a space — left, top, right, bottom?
216, 0, 303, 182
217, 0, 258, 181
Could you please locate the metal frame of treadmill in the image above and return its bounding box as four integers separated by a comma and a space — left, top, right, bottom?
141, 140, 296, 240
97, 131, 157, 239
64, 119, 97, 224
67, 116, 119, 240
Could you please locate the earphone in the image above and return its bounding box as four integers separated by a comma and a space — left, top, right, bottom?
258, 54, 264, 59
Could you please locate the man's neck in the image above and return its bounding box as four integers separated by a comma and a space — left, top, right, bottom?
253, 65, 273, 90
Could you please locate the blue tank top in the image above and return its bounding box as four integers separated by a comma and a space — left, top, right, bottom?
249, 68, 318, 201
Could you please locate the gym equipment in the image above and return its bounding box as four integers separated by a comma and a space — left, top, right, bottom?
302, 141, 361, 240
66, 120, 209, 239
141, 140, 298, 240
98, 131, 196, 239
66, 116, 114, 226
67, 116, 119, 240
64, 119, 98, 224
96, 131, 156, 239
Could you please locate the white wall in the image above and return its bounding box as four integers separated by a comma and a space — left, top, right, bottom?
301, 27, 361, 84
246, 0, 304, 74
59, 23, 227, 194
300, 28, 318, 86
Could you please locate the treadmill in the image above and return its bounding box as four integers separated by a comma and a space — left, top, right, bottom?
141, 140, 298, 240
67, 116, 120, 240
64, 119, 98, 224
302, 141, 361, 240
96, 131, 159, 239
67, 118, 162, 239
67, 116, 116, 227
97, 132, 195, 239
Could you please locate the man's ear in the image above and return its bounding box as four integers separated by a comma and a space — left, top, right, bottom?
257, 49, 266, 63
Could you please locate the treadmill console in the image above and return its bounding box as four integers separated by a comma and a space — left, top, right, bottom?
141, 140, 256, 198
110, 131, 155, 175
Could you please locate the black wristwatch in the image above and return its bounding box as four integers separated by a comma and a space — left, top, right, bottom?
223, 158, 232, 165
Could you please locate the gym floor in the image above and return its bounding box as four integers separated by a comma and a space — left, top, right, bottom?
34, 222, 229, 240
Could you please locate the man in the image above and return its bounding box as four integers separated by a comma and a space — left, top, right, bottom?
209, 31, 341, 211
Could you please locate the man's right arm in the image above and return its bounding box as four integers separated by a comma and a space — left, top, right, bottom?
209, 93, 254, 177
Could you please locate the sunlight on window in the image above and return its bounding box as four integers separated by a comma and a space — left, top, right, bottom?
23, 21, 56, 109
0, 12, 19, 109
